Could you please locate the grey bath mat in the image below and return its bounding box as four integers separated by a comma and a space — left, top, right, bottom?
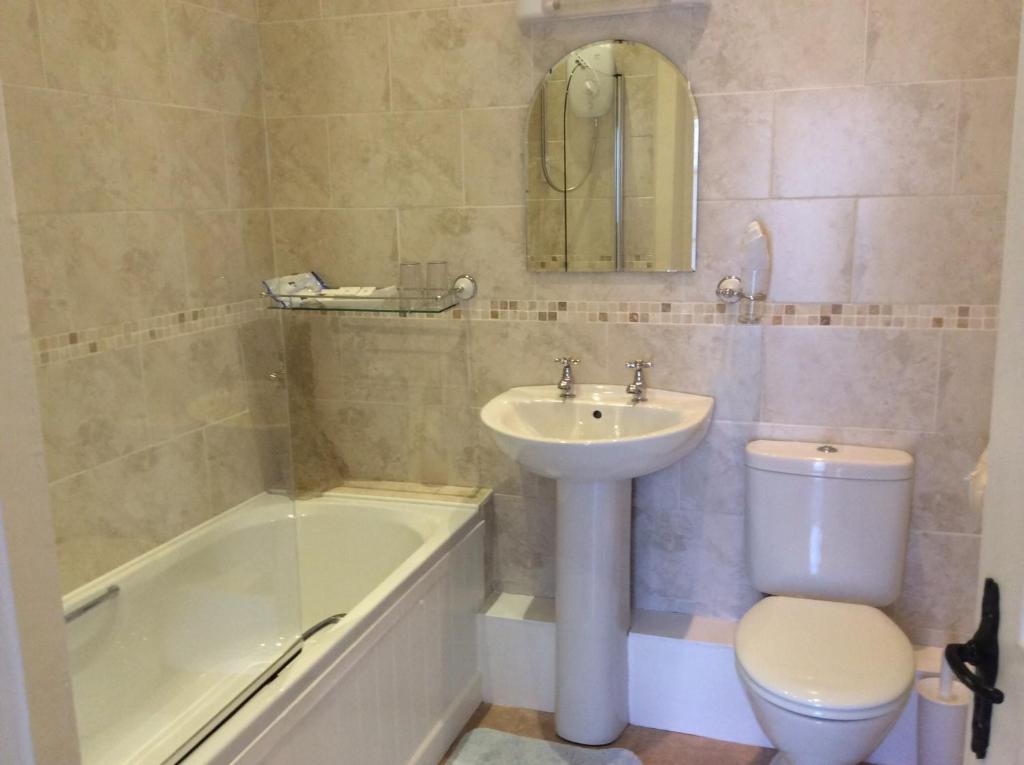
448, 728, 642, 765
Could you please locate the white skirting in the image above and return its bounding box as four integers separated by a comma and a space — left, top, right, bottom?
479, 593, 943, 765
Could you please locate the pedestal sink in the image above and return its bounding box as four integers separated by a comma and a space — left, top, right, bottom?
480, 385, 714, 745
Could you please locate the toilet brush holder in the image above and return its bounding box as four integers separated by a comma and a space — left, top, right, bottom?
917, 674, 970, 765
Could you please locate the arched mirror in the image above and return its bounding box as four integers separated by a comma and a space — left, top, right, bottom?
527, 40, 698, 273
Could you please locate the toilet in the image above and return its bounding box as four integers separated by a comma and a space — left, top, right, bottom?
736, 440, 917, 765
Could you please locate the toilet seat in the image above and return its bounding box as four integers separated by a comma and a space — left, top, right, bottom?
736, 596, 915, 721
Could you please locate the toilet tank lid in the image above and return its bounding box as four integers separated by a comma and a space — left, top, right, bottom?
746, 440, 914, 480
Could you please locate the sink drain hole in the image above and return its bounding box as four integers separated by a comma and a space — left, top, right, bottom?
593, 410, 603, 419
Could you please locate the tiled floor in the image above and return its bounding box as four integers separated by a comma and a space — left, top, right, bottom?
441, 704, 775, 764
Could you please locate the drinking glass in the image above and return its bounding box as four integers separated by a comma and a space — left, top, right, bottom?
399, 262, 423, 297
425, 261, 449, 297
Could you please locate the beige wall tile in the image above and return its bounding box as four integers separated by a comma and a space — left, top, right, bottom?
469, 320, 610, 407
693, 512, 760, 619
311, 318, 470, 405
16, 215, 73, 338
894, 531, 981, 645
675, 420, 756, 517
167, 1, 262, 115
183, 210, 273, 307
697, 199, 856, 304
37, 348, 148, 481
205, 412, 273, 512
867, 0, 1020, 83
328, 111, 463, 207
633, 499, 701, 614
488, 493, 556, 598
390, 5, 531, 111
238, 317, 292, 435
36, 0, 171, 100
390, 0, 455, 9
853, 196, 1005, 304
408, 405, 478, 487
267, 117, 331, 207
956, 78, 1017, 195
321, 0, 378, 15
773, 83, 959, 197
221, 0, 257, 19
260, 16, 389, 116
399, 207, 529, 300
50, 430, 212, 591
607, 323, 763, 421
286, 394, 345, 492
388, 9, 454, 110
937, 331, 997, 436
283, 312, 343, 401
685, 0, 866, 94
225, 115, 270, 208
19, 212, 188, 334
695, 93, 773, 201
182, 209, 243, 308
4, 86, 123, 213
763, 327, 941, 430
142, 327, 248, 440
272, 208, 398, 285
0, 0, 46, 87
475, 412, 557, 502
312, 399, 412, 481
463, 107, 527, 207
259, 0, 321, 20
115, 100, 228, 210
912, 432, 988, 535
241, 208, 276, 286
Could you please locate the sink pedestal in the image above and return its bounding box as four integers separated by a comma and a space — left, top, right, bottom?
555, 479, 631, 745
480, 385, 715, 746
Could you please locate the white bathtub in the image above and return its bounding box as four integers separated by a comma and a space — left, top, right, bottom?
63, 488, 487, 765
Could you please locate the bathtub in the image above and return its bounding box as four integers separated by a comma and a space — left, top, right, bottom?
63, 487, 487, 765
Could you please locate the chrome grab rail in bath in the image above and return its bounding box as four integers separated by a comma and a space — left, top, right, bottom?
63, 584, 120, 623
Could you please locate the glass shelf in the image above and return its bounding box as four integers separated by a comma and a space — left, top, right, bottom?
265, 290, 460, 315
262, 274, 476, 315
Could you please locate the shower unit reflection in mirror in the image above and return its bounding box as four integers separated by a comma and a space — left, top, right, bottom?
540, 42, 626, 269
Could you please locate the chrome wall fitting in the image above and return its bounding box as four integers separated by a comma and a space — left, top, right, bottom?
452, 274, 477, 300
716, 274, 767, 324
716, 275, 744, 303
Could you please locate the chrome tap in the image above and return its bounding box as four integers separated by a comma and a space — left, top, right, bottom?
554, 357, 580, 398
625, 360, 653, 403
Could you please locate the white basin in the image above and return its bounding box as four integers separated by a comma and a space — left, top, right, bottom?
480, 383, 714, 745
481, 384, 714, 481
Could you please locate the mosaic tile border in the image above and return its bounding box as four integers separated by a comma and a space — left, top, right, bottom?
460, 300, 1000, 328
33, 299, 265, 367
318, 299, 999, 330
33, 298, 1000, 367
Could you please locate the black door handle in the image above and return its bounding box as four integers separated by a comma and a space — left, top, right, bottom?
945, 578, 1004, 759
946, 643, 1005, 704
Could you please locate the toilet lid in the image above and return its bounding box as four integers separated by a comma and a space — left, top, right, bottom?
736, 597, 915, 716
